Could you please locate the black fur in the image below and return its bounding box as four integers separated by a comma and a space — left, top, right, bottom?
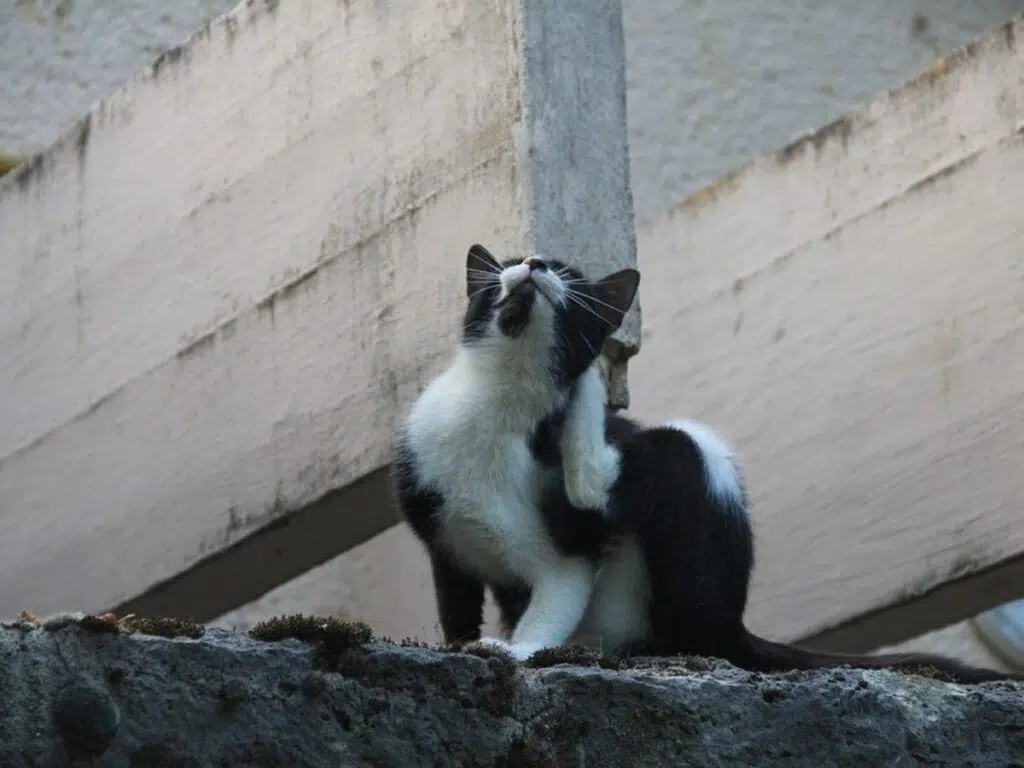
523, 412, 1024, 684
609, 425, 1024, 683
391, 433, 483, 644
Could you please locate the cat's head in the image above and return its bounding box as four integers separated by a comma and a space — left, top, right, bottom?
461, 243, 640, 385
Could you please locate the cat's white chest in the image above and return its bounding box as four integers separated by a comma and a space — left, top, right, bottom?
406, 374, 557, 585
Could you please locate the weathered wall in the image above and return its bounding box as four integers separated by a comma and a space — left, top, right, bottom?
630, 21, 1024, 653
5, 0, 1024, 224
0, 0, 638, 617
622, 0, 1024, 222
3, 615, 1022, 767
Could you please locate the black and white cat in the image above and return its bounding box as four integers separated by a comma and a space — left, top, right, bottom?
393, 244, 1022, 684
392, 244, 640, 660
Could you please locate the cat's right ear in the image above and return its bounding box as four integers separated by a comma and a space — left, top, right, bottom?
591, 268, 641, 333
466, 244, 503, 298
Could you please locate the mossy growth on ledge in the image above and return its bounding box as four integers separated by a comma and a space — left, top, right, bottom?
121, 616, 205, 640
249, 614, 375, 669
248, 614, 374, 647
522, 644, 622, 670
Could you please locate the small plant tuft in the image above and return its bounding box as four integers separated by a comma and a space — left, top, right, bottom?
77, 614, 121, 635
398, 637, 431, 649
249, 614, 373, 670
523, 644, 621, 671
122, 616, 204, 639
899, 664, 957, 684
248, 614, 373, 645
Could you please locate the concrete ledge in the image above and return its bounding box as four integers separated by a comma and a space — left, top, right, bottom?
0, 0, 637, 618
3, 613, 1022, 766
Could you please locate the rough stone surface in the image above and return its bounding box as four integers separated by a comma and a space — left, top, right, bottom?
2, 615, 1022, 767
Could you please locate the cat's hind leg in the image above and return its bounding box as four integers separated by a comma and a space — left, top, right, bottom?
429, 550, 486, 646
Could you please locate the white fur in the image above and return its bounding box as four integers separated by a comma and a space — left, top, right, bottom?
664, 418, 743, 505
405, 259, 606, 661
560, 365, 621, 513
570, 536, 653, 651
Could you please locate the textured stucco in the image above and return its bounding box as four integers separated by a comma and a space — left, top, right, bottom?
623, 0, 1024, 222
1, 0, 239, 153
4, 0, 1024, 222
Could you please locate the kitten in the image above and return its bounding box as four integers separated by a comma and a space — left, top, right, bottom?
392, 244, 639, 660
394, 243, 1023, 684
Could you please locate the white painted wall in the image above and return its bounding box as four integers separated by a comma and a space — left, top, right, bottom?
5, 0, 1024, 222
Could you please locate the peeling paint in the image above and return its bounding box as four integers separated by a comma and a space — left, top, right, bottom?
224, 14, 239, 47
775, 114, 855, 166
10, 152, 47, 191
150, 43, 188, 80
677, 169, 742, 212
73, 113, 91, 168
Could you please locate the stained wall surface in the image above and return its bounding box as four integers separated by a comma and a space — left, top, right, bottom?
5, 0, 1024, 222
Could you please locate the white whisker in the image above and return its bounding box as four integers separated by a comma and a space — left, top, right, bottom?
467, 268, 500, 281
469, 251, 502, 274
467, 284, 497, 303
564, 289, 618, 328
566, 288, 628, 324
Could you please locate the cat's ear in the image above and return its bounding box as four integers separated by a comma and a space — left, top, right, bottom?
466, 244, 503, 298
591, 268, 640, 333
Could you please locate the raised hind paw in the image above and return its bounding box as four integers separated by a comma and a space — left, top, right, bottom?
563, 443, 620, 512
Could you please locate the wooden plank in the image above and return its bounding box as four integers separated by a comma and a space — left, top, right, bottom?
633, 16, 1024, 651
0, 0, 638, 618
113, 467, 400, 622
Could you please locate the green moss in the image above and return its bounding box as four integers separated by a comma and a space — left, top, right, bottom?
397, 637, 432, 649
523, 644, 621, 671
249, 614, 373, 670
122, 616, 204, 639
899, 664, 957, 684
248, 614, 373, 646
77, 615, 121, 635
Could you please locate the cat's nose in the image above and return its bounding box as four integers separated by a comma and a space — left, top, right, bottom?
524, 256, 548, 272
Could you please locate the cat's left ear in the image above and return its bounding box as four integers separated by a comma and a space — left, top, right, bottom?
591, 268, 640, 333
466, 244, 503, 298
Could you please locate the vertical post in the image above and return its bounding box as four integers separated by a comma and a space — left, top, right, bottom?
518, 0, 641, 408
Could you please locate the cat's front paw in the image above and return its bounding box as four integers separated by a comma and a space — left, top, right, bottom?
564, 444, 620, 512
468, 637, 545, 662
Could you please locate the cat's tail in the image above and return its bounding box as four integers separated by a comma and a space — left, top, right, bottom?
735, 627, 1024, 684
